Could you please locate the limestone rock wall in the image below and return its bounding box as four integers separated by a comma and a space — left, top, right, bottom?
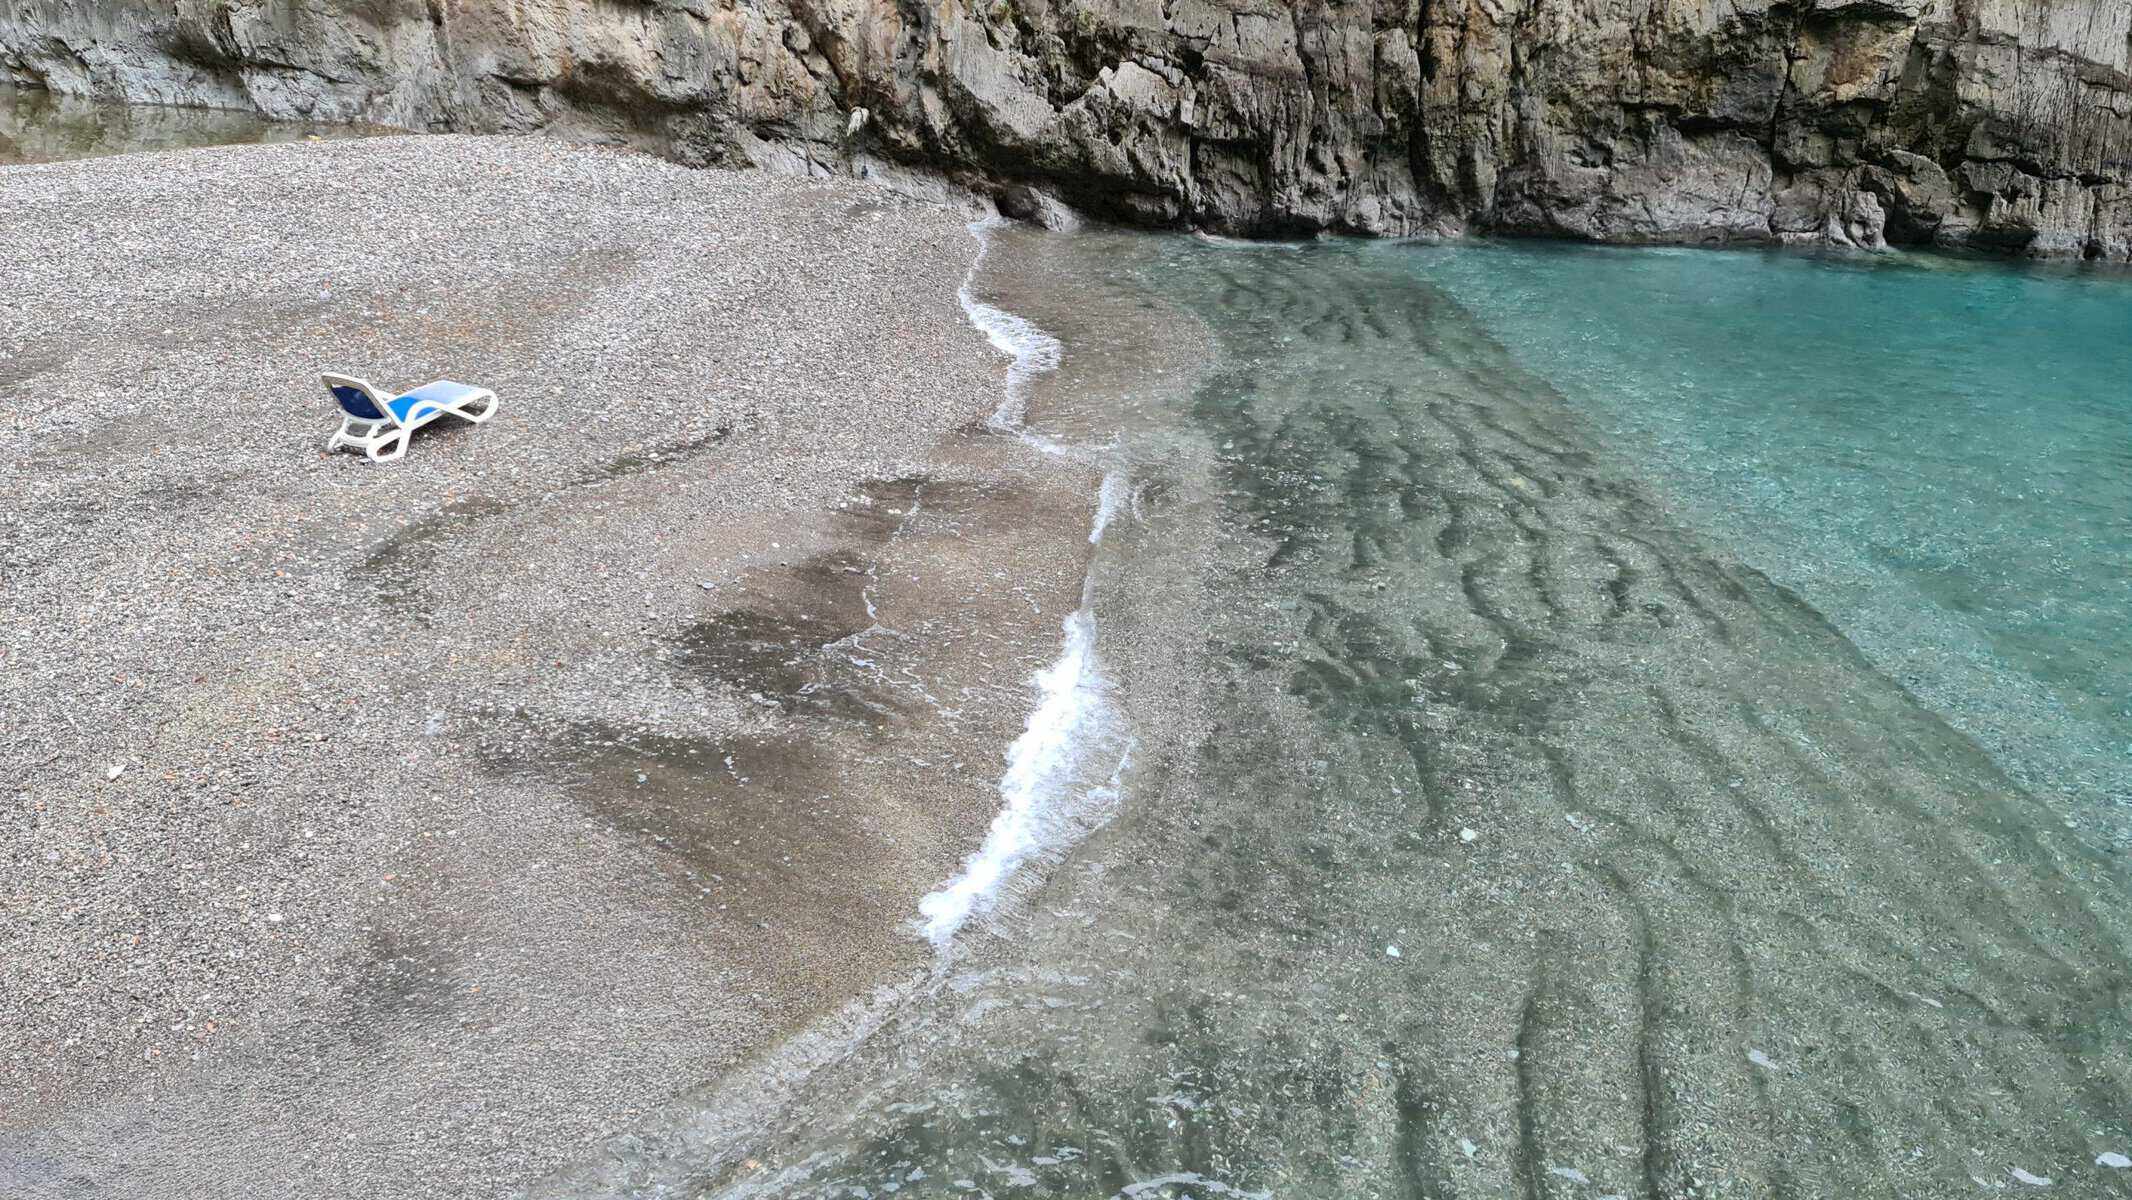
4, 0, 2127, 255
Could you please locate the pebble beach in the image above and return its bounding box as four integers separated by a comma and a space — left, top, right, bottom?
0, 135, 1096, 1197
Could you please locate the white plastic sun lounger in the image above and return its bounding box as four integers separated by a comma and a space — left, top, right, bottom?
323, 373, 499, 462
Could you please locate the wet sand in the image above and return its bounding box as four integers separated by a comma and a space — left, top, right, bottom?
0, 136, 1095, 1197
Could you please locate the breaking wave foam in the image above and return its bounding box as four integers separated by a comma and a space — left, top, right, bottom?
1091, 470, 1130, 544
917, 598, 1114, 945
957, 217, 1064, 437
921, 222, 1130, 948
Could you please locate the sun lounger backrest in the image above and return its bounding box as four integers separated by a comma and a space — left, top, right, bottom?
323, 373, 389, 422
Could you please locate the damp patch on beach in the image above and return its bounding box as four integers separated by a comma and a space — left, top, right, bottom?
358, 495, 511, 610
671, 547, 907, 728
570, 420, 739, 488
474, 716, 888, 910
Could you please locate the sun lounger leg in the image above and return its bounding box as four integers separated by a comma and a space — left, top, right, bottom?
453, 391, 499, 425
368, 428, 409, 462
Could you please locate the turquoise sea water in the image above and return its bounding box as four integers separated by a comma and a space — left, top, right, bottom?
1398, 242, 2132, 834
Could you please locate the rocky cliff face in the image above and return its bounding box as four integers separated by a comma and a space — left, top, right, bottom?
4, 0, 2127, 256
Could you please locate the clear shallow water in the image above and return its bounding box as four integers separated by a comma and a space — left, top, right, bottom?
1394, 241, 2132, 835
541, 231, 2132, 1199
0, 86, 384, 165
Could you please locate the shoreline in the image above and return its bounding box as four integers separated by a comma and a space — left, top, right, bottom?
919, 218, 1133, 948
525, 214, 1233, 1200
0, 134, 1097, 1197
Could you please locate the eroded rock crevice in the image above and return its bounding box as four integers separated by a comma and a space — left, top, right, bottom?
2, 0, 2125, 255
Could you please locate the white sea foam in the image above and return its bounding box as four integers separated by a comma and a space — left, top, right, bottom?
1091, 470, 1130, 544
921, 221, 1131, 948
958, 218, 1064, 438
917, 601, 1114, 945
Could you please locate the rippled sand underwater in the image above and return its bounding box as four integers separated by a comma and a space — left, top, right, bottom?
1399, 239, 2132, 844
542, 231, 2132, 1199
